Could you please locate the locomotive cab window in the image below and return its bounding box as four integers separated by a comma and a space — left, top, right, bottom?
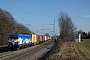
9, 36, 18, 40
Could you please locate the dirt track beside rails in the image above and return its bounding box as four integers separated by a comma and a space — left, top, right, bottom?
38, 39, 61, 60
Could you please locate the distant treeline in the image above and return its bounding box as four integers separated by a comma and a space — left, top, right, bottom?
0, 8, 31, 45
78, 30, 90, 39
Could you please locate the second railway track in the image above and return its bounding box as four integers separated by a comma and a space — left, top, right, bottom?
0, 40, 54, 60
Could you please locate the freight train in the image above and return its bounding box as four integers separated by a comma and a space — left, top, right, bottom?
8, 33, 52, 48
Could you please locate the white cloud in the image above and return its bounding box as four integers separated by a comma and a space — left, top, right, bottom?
83, 15, 90, 18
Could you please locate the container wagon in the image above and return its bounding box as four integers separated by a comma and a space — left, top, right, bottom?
40, 35, 43, 43
46, 36, 48, 41
44, 36, 47, 41
42, 35, 45, 42
31, 34, 36, 45
36, 35, 40, 44
31, 34, 41, 45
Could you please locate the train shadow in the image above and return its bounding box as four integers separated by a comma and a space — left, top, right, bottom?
0, 46, 12, 53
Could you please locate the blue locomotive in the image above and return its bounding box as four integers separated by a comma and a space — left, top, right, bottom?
8, 34, 32, 48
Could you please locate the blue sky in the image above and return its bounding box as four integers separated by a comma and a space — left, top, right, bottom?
0, 0, 90, 36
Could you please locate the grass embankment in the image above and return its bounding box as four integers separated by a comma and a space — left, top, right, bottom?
61, 39, 90, 60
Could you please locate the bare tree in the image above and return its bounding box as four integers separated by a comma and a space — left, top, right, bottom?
16, 23, 31, 34
0, 8, 32, 45
0, 8, 15, 44
58, 11, 76, 42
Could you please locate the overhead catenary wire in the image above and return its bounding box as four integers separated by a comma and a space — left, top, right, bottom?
11, 12, 53, 35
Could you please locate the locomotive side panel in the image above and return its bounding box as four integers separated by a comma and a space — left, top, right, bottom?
8, 34, 32, 48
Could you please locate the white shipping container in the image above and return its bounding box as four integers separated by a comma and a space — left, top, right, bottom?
45, 36, 47, 41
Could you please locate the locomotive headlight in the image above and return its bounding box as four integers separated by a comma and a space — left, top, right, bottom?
18, 40, 21, 44
18, 38, 22, 45
18, 40, 20, 43
14, 39, 18, 42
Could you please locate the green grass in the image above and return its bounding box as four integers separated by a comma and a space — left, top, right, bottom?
73, 39, 90, 59
61, 39, 90, 59
66, 42, 71, 47
61, 42, 72, 55
61, 48, 71, 54
76, 39, 90, 51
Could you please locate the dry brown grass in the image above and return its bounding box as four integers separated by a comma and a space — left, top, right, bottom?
47, 39, 90, 60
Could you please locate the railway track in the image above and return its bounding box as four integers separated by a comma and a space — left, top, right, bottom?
0, 40, 54, 60
12, 40, 54, 60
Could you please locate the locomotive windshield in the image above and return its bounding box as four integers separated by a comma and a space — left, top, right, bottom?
9, 36, 18, 40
